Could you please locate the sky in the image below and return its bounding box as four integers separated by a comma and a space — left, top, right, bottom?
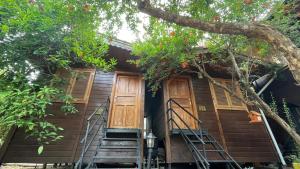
114, 13, 149, 43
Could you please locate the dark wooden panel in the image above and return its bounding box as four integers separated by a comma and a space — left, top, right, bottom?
2, 100, 87, 163
2, 71, 113, 164
74, 71, 114, 162
219, 109, 278, 162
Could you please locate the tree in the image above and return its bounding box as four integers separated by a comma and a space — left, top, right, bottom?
97, 0, 300, 144
270, 0, 300, 48
137, 0, 300, 81
0, 0, 116, 153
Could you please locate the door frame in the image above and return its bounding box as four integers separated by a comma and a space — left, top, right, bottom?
163, 75, 199, 127
107, 71, 145, 129
163, 75, 199, 163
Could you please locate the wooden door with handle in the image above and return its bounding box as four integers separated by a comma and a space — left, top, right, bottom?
166, 77, 198, 129
109, 74, 142, 129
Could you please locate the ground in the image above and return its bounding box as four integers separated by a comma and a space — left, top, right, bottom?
1, 164, 72, 169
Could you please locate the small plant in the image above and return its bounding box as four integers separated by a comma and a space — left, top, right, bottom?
285, 154, 298, 164
270, 93, 278, 114
282, 98, 295, 128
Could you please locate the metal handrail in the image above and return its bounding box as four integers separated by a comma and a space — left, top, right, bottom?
166, 98, 241, 169
167, 108, 204, 144
75, 97, 110, 169
168, 117, 209, 168
80, 104, 105, 144
167, 98, 206, 146
167, 98, 203, 125
166, 98, 209, 168
167, 98, 206, 153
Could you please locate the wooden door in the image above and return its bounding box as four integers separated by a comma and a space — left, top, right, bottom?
109, 74, 142, 128
166, 77, 198, 129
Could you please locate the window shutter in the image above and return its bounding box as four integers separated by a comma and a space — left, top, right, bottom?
209, 78, 247, 110
225, 81, 244, 107
54, 68, 95, 103
212, 80, 229, 107
70, 70, 95, 103
55, 69, 74, 94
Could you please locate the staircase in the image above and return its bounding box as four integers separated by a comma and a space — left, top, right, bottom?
75, 98, 142, 169
87, 129, 142, 169
167, 99, 242, 169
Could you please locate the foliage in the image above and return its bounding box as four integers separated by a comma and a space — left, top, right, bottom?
0, 85, 65, 153
132, 23, 201, 92
282, 98, 296, 128
0, 124, 9, 147
0, 0, 117, 153
0, 0, 116, 73
122, 0, 284, 93
270, 93, 279, 114
269, 95, 300, 162
285, 154, 298, 164
268, 0, 300, 47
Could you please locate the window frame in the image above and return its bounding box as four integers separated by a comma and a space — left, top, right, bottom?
54, 68, 96, 104
209, 78, 248, 111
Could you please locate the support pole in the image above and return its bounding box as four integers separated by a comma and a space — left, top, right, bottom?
147, 148, 153, 169
259, 108, 286, 166
256, 73, 286, 166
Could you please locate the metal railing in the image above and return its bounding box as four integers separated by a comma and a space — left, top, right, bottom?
75, 97, 110, 169
166, 98, 209, 169
166, 98, 241, 169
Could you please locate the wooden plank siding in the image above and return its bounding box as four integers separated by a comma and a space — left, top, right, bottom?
1, 71, 113, 164
219, 109, 277, 162
168, 76, 223, 163
168, 76, 278, 163
2, 104, 86, 163
74, 71, 114, 163
1, 70, 278, 164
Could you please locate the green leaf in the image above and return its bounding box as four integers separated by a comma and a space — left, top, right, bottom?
38, 145, 44, 155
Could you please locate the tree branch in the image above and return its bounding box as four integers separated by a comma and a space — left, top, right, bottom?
229, 50, 300, 145
137, 0, 300, 82
191, 59, 251, 105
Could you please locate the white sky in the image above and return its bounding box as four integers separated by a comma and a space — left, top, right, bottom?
114, 13, 149, 43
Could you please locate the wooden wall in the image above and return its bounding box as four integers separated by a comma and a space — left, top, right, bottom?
1, 71, 278, 164
219, 109, 277, 162
74, 71, 114, 163
1, 71, 114, 164
168, 76, 278, 163
2, 103, 86, 163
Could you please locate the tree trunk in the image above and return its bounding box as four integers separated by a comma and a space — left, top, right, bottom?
137, 0, 300, 82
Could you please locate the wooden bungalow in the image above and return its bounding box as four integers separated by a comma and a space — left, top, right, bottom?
0, 39, 280, 169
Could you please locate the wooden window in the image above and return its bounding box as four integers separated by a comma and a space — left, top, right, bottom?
209, 78, 247, 110
54, 68, 95, 103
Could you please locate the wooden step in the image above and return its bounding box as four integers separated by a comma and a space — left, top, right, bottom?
197, 149, 225, 152
171, 129, 208, 135
105, 128, 141, 138
102, 137, 139, 141
99, 145, 137, 149
93, 156, 138, 163
207, 160, 235, 163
